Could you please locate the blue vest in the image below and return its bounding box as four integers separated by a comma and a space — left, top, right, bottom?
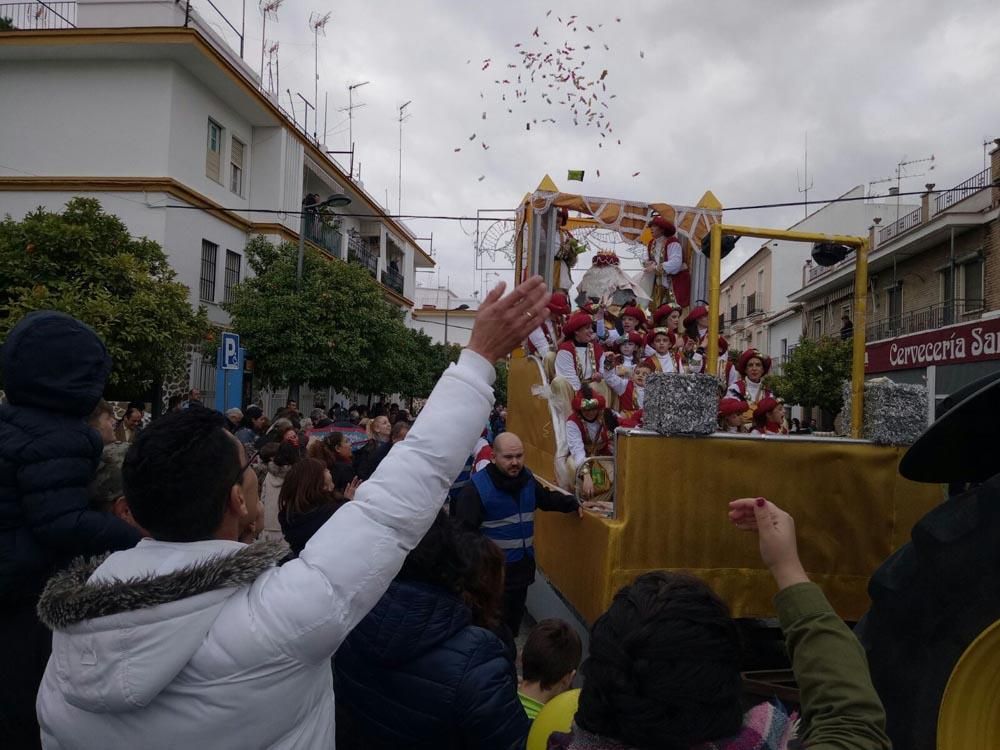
472, 469, 536, 564
448, 454, 476, 502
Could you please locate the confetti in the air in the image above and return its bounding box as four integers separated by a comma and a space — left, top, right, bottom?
478, 175, 485, 182
632, 171, 640, 177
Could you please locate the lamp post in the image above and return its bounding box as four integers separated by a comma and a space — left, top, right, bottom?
444, 303, 469, 346
290, 191, 352, 403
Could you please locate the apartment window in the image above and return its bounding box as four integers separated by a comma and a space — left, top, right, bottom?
757, 268, 764, 304
206, 119, 224, 183
729, 304, 738, 324
887, 285, 903, 333
756, 330, 764, 349
780, 338, 788, 358
200, 240, 218, 302
962, 258, 984, 310
740, 283, 746, 314
229, 137, 245, 196
812, 315, 823, 338
223, 250, 241, 303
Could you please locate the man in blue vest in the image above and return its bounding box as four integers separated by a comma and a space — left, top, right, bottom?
455, 431, 581, 635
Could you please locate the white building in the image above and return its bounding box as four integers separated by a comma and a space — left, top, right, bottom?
409, 287, 480, 347
0, 0, 434, 408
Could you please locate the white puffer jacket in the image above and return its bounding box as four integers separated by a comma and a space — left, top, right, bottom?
36, 350, 497, 750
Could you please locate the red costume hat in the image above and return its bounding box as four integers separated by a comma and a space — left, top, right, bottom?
617, 331, 645, 349
719, 397, 748, 418
652, 303, 682, 326
562, 311, 594, 338
684, 305, 709, 328
718, 336, 729, 354
620, 305, 647, 326
648, 216, 676, 236
753, 396, 781, 420
737, 349, 772, 377
547, 292, 571, 317
645, 328, 676, 348
572, 392, 606, 413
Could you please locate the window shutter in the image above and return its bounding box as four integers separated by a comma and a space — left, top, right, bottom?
206, 121, 222, 182
231, 139, 244, 169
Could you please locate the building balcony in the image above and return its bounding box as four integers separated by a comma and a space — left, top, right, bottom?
865, 299, 986, 343
381, 266, 404, 295
303, 220, 342, 259
0, 1, 76, 28
347, 233, 378, 278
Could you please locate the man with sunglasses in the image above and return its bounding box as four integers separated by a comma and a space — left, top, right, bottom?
34, 278, 553, 750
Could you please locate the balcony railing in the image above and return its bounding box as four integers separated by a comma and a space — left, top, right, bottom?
877, 205, 923, 245
934, 167, 992, 214
381, 266, 405, 295
0, 1, 76, 28
865, 299, 986, 342
303, 220, 342, 259
347, 233, 378, 278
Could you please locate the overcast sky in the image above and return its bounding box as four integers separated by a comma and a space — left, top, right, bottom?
216, 0, 1000, 298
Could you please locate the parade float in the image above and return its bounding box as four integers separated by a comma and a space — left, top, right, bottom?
507, 176, 997, 747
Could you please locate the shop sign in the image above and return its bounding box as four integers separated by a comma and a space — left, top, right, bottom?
866, 316, 1000, 372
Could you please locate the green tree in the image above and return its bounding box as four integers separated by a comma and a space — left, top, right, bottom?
0, 198, 210, 397
769, 335, 852, 415
0, 17, 15, 31
493, 360, 508, 406
226, 236, 409, 393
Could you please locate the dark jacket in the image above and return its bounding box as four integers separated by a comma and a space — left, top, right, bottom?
334, 580, 530, 750
0, 311, 142, 602
278, 502, 341, 558
356, 440, 393, 481
455, 464, 579, 589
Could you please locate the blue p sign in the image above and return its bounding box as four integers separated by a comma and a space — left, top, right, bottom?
222, 332, 240, 370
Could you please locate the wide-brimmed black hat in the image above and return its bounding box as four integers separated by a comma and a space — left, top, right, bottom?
899, 371, 1000, 483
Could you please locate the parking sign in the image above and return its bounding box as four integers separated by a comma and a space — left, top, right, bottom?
222, 332, 240, 370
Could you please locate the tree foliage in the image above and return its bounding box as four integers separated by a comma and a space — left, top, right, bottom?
0, 198, 210, 397
770, 335, 853, 415
493, 360, 509, 406
225, 236, 458, 398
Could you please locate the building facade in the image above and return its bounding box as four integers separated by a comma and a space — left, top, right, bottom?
0, 0, 434, 408
787, 144, 1000, 409
409, 287, 480, 348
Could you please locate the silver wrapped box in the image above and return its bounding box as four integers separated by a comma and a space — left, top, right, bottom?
842, 378, 928, 445
643, 373, 719, 436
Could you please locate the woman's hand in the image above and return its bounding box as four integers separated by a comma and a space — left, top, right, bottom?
343, 477, 362, 501
728, 497, 809, 590
580, 473, 595, 500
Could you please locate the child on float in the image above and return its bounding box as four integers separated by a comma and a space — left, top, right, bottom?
526, 292, 571, 357
603, 356, 652, 428
607, 330, 644, 375
554, 311, 604, 392
751, 396, 788, 435
682, 305, 730, 375
602, 304, 647, 347
566, 386, 614, 501
718, 397, 750, 433
643, 303, 682, 356
727, 349, 774, 425
641, 329, 683, 374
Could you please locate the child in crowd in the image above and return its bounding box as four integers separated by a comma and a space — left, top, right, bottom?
718, 397, 749, 433
752, 397, 788, 435
518, 619, 583, 720
604, 358, 651, 428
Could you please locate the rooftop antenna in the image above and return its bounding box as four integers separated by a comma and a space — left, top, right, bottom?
341, 81, 371, 153
892, 154, 935, 222
264, 41, 279, 95
308, 11, 332, 141
398, 100, 412, 215
796, 132, 814, 219
259, 0, 284, 86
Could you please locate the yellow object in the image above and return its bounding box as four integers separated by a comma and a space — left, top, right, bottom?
527, 688, 580, 750
537, 174, 560, 193
507, 355, 941, 623
938, 618, 1000, 749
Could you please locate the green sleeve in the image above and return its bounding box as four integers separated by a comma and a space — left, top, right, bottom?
775, 583, 890, 750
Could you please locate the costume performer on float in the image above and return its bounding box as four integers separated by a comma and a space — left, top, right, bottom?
637, 216, 690, 309
565, 388, 614, 503
727, 349, 774, 425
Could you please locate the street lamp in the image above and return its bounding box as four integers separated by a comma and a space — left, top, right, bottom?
444, 304, 469, 346
290, 191, 352, 403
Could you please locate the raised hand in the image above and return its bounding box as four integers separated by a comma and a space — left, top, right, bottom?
728, 497, 809, 590
344, 477, 362, 501
467, 276, 552, 362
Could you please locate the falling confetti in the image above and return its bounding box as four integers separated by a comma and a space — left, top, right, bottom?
469, 133, 476, 140
482, 142, 489, 150
453, 148, 461, 152
478, 175, 485, 181
632, 171, 640, 177
639, 50, 645, 58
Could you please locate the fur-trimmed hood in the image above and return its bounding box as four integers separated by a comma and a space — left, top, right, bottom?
38, 538, 287, 713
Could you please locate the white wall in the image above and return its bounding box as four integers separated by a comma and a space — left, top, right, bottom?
408, 313, 474, 347
0, 60, 172, 178
768, 314, 802, 362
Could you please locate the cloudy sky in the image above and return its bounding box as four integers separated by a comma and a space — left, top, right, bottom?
215, 0, 1000, 297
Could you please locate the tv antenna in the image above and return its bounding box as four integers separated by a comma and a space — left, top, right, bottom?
341, 81, 371, 155
796, 132, 814, 219
258, 0, 284, 86
307, 12, 332, 141
398, 100, 412, 215
264, 42, 280, 95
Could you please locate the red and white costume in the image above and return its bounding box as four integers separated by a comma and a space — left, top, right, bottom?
526, 292, 570, 356
726, 349, 774, 423
472, 434, 493, 472
637, 217, 689, 308
605, 368, 644, 427
554, 311, 604, 391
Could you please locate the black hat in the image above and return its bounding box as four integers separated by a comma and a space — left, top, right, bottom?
899, 371, 1000, 484
244, 405, 264, 421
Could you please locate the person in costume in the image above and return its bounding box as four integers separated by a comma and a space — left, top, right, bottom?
602, 304, 647, 347
638, 216, 689, 309
641, 329, 683, 374
681, 304, 730, 375
604, 359, 652, 428
526, 292, 571, 356
751, 397, 788, 435
718, 397, 749, 433
727, 349, 774, 424
554, 311, 604, 391
565, 387, 614, 501
604, 330, 643, 376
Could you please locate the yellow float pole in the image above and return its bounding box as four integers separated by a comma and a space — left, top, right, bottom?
705, 223, 723, 376
849, 239, 869, 439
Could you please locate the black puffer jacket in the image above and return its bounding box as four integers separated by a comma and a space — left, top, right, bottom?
334, 580, 530, 750
0, 311, 142, 602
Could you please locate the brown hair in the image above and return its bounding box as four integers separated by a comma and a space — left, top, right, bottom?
457, 532, 505, 631
88, 398, 113, 422
522, 618, 583, 690
306, 438, 337, 470
277, 458, 338, 518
